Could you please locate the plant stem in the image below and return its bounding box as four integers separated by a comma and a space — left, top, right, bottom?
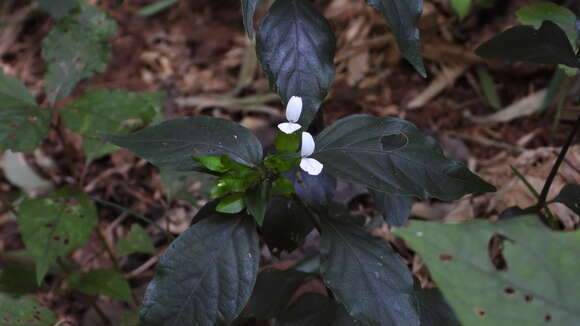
537, 115, 580, 208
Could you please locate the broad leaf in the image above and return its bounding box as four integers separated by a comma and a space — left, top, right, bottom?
395, 216, 580, 325
67, 269, 134, 304
241, 0, 261, 40
366, 0, 426, 77
160, 169, 215, 205
289, 168, 336, 211
245, 181, 270, 225
415, 288, 461, 326
41, 3, 117, 103
62, 89, 163, 161
260, 196, 314, 254
103, 116, 263, 171
516, 2, 578, 47
16, 189, 98, 284
140, 213, 259, 326
320, 215, 419, 326
256, 0, 336, 128
37, 0, 77, 19
116, 224, 155, 256
313, 115, 496, 200
370, 189, 413, 227
0, 71, 49, 152
0, 294, 57, 326
475, 21, 580, 69
276, 293, 362, 325
243, 268, 311, 319
553, 183, 580, 216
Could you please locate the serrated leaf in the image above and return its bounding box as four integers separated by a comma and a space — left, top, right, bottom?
320, 215, 419, 326
140, 213, 259, 326
0, 294, 57, 326
394, 216, 580, 326
116, 224, 155, 256
16, 189, 98, 284
476, 21, 580, 69
313, 115, 496, 201
243, 268, 311, 319
256, 0, 336, 128
553, 183, 580, 216
0, 71, 49, 152
62, 89, 163, 161
366, 0, 426, 77
276, 293, 362, 325
245, 181, 270, 225
41, 3, 118, 103
67, 269, 134, 304
103, 116, 263, 171
450, 0, 471, 19
370, 189, 413, 227
516, 2, 578, 47
37, 0, 77, 19
241, 0, 262, 40
260, 196, 313, 254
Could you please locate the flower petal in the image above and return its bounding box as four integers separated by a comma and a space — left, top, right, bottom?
278, 122, 302, 134
301, 132, 315, 157
286, 96, 302, 123
300, 157, 323, 175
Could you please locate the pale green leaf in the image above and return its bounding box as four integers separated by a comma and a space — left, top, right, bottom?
0, 294, 57, 326
516, 2, 578, 48
450, 0, 471, 19
67, 269, 134, 303
116, 224, 155, 256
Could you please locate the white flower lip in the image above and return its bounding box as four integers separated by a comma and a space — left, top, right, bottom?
278, 96, 303, 134
300, 132, 323, 175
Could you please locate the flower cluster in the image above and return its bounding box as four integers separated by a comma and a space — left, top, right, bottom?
277, 96, 323, 176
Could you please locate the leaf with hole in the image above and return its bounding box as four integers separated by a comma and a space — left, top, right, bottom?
102, 116, 263, 171
140, 212, 259, 326
320, 214, 419, 326
475, 21, 580, 69
256, 0, 336, 128
0, 294, 57, 326
67, 269, 134, 304
365, 0, 426, 77
313, 115, 496, 200
16, 189, 98, 284
41, 3, 117, 103
62, 89, 163, 161
395, 216, 580, 325
0, 70, 50, 152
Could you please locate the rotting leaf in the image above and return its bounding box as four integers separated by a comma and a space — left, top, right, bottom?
395, 216, 580, 325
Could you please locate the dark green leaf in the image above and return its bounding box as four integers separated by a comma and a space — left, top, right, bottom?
41, 3, 118, 103
140, 213, 259, 326
260, 196, 313, 254
256, 0, 336, 128
0, 70, 49, 152
67, 269, 134, 303
16, 189, 98, 284
477, 67, 502, 110
120, 311, 140, 326
241, 0, 262, 40
116, 224, 155, 256
193, 155, 230, 173
272, 176, 295, 196
450, 0, 471, 19
62, 89, 163, 161
245, 181, 270, 225
395, 216, 580, 326
160, 169, 215, 205
475, 21, 580, 68
275, 132, 301, 152
289, 169, 336, 211
314, 115, 496, 200
553, 183, 580, 216
366, 0, 426, 77
516, 2, 578, 46
0, 294, 57, 326
216, 193, 246, 214
415, 288, 461, 326
370, 189, 413, 227
102, 116, 263, 171
37, 0, 77, 19
243, 268, 311, 319
320, 215, 419, 326
264, 154, 299, 173
0, 261, 38, 295
277, 293, 362, 326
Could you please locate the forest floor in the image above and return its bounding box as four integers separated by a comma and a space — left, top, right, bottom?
0, 0, 579, 325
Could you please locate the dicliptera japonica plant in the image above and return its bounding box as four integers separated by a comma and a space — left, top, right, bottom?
101, 0, 496, 325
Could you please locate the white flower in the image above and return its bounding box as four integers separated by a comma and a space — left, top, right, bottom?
277, 96, 302, 134
299, 132, 323, 175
